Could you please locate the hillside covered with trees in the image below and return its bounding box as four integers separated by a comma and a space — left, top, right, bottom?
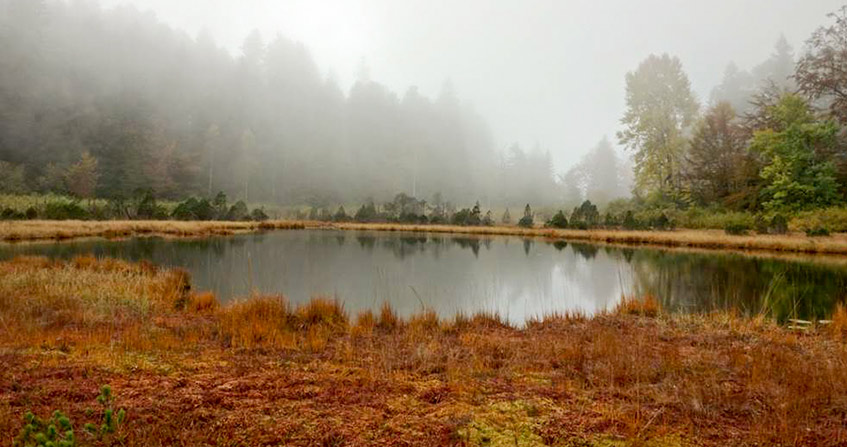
0, 0, 565, 208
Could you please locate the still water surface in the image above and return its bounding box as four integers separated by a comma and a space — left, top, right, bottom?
1, 229, 845, 324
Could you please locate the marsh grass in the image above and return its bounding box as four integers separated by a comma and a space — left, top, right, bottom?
330, 222, 847, 255
3, 256, 847, 446
0, 219, 306, 242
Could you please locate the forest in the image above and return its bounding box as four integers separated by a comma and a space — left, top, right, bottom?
0, 0, 560, 207
3, 1, 847, 230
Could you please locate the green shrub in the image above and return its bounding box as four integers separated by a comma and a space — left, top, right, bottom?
14, 410, 75, 447
603, 212, 618, 227
724, 222, 750, 235
650, 213, 671, 230
14, 385, 126, 447
754, 215, 769, 234
333, 206, 349, 222
43, 201, 89, 220
451, 208, 471, 226
25, 206, 38, 219
770, 214, 789, 234
622, 210, 639, 230
570, 200, 599, 228
545, 210, 568, 229
250, 207, 269, 221
806, 227, 830, 237
225, 200, 248, 221
354, 202, 379, 223
1, 207, 25, 220
792, 207, 847, 233
517, 215, 534, 228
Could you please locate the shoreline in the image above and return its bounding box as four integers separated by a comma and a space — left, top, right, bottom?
1, 256, 845, 446
3, 219, 847, 257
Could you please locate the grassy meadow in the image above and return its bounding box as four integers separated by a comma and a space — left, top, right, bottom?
2, 256, 847, 446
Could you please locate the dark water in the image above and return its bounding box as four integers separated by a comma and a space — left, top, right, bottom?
1, 230, 845, 324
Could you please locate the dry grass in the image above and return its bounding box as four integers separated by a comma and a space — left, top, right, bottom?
330, 222, 847, 255
2, 256, 847, 446
615, 295, 661, 317
0, 219, 306, 242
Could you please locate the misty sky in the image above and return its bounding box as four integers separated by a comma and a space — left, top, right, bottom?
97, 0, 846, 171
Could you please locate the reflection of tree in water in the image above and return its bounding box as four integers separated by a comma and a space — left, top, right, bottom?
335, 234, 346, 246
523, 239, 533, 256
551, 241, 568, 251
453, 238, 481, 257
380, 235, 428, 260
571, 243, 599, 260
356, 234, 376, 251
626, 249, 847, 321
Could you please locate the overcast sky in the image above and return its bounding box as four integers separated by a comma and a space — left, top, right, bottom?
97, 0, 846, 171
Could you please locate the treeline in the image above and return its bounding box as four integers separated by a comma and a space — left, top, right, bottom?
303, 193, 502, 227
0, 190, 268, 222
0, 0, 559, 207
610, 8, 847, 220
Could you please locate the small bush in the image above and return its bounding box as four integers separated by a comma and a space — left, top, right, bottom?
754, 215, 769, 234
451, 208, 471, 226
622, 210, 639, 230
770, 214, 789, 234
14, 410, 75, 447
650, 213, 671, 230
225, 200, 248, 221
806, 227, 830, 237
250, 207, 269, 221
724, 222, 750, 235
43, 201, 89, 220
545, 210, 568, 229
354, 202, 379, 222
517, 215, 534, 228
15, 385, 126, 447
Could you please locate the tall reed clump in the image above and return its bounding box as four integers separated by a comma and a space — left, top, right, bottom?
615, 295, 660, 317
217, 296, 294, 349
829, 303, 847, 340
0, 255, 191, 346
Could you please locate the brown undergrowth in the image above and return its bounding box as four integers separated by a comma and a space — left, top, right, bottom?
1, 256, 847, 446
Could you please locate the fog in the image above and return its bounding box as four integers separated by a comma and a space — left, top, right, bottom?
1, 0, 844, 209
96, 0, 843, 168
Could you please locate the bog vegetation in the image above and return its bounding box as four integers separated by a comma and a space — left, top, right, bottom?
2, 256, 847, 445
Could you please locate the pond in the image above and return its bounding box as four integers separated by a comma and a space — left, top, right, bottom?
1, 229, 845, 324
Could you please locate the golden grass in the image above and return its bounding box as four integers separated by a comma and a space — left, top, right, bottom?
0, 219, 306, 242
3, 256, 847, 446
615, 295, 661, 317
330, 222, 847, 255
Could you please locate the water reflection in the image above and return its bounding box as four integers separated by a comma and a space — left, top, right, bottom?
0, 230, 844, 324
